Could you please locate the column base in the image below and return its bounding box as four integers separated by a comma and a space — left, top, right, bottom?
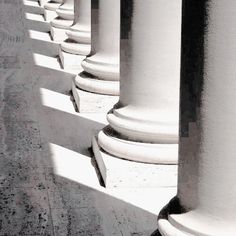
50, 26, 69, 42
155, 196, 236, 236
44, 9, 58, 22
157, 219, 189, 236
97, 127, 178, 164
56, 8, 74, 20
50, 17, 73, 41
39, 0, 48, 6
157, 212, 236, 236
82, 56, 119, 81
44, 1, 61, 10
59, 47, 85, 70
75, 72, 119, 96
72, 78, 119, 113
44, 1, 61, 21
61, 40, 91, 56
92, 136, 177, 188
66, 26, 91, 44
51, 17, 73, 29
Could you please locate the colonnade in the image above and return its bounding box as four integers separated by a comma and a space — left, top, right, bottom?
39, 0, 236, 235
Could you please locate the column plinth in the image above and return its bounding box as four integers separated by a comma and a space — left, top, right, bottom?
74, 54, 119, 95
61, 24, 91, 55
72, 0, 120, 112
92, 0, 181, 187
59, 0, 91, 69
97, 126, 177, 164
56, 0, 74, 20
50, 0, 74, 41
44, 0, 62, 22
39, 0, 49, 7
157, 1, 236, 236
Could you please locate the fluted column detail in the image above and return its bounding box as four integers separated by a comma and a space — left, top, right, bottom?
73, 0, 120, 96
60, 0, 91, 56
157, 1, 236, 236
94, 0, 181, 164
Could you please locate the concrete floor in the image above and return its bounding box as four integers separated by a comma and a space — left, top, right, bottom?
0, 0, 176, 235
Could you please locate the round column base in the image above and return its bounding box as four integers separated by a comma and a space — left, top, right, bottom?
75, 72, 119, 96
107, 105, 179, 144
44, 2, 61, 22
157, 219, 189, 236
56, 8, 74, 20
61, 41, 90, 56
66, 28, 91, 44
82, 57, 119, 81
97, 126, 178, 164
44, 1, 61, 11
51, 17, 73, 29
157, 204, 236, 236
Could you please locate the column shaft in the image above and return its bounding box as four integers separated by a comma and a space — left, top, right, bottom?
157, 1, 236, 235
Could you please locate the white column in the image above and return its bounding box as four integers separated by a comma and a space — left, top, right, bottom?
71, 0, 120, 113
39, 0, 49, 7
44, 0, 62, 22
56, 0, 74, 20
59, 0, 91, 69
74, 0, 120, 96
92, 0, 181, 187
157, 1, 236, 236
50, 0, 74, 41
61, 0, 91, 55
